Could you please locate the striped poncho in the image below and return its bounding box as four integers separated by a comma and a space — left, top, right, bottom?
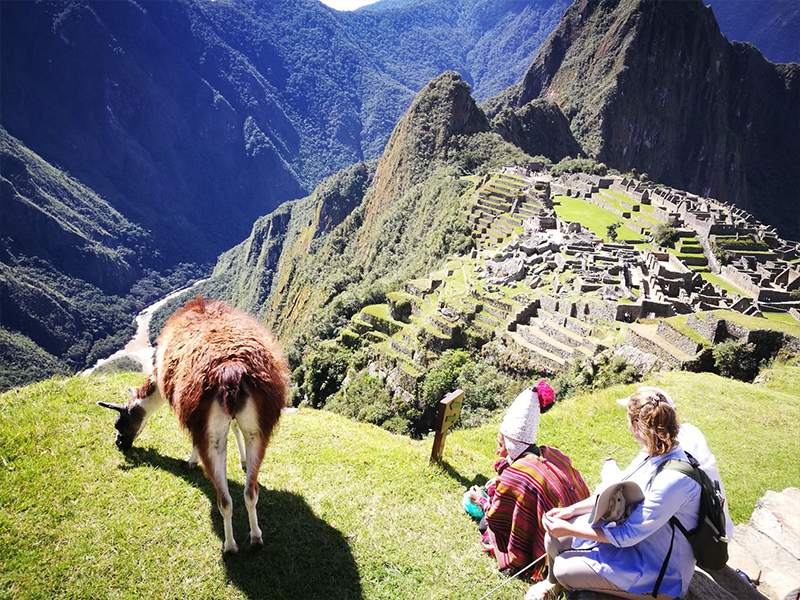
486, 446, 589, 579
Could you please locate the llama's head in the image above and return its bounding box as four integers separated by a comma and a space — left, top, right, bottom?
97, 390, 147, 451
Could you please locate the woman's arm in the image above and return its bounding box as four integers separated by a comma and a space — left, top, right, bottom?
545, 495, 596, 520
542, 512, 610, 543
602, 469, 700, 548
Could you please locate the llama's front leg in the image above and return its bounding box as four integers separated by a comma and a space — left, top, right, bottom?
198, 406, 237, 553
231, 419, 247, 471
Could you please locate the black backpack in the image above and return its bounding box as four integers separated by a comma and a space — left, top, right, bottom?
651, 453, 729, 597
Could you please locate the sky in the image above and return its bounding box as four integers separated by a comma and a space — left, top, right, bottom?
318, 0, 379, 10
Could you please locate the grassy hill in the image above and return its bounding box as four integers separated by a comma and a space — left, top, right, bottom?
2, 366, 798, 598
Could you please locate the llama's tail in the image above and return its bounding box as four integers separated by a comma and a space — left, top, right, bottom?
214, 361, 248, 418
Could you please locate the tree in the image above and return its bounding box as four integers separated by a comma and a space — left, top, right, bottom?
607, 221, 622, 242
653, 223, 680, 248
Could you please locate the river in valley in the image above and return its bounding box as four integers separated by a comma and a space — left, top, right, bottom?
82, 279, 208, 376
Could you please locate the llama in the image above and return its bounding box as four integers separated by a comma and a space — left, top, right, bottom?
99, 298, 289, 553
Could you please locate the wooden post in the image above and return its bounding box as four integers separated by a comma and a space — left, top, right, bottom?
429, 389, 464, 464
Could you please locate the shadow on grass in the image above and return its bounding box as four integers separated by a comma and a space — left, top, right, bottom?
439, 459, 489, 489
123, 447, 363, 600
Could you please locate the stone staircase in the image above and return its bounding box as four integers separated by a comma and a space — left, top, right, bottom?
624, 322, 703, 369
727, 487, 800, 600
502, 306, 605, 373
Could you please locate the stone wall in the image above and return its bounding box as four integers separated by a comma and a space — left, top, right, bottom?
657, 320, 703, 354
686, 313, 726, 344
720, 266, 762, 297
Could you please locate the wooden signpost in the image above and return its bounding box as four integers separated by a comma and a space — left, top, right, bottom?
429, 389, 464, 464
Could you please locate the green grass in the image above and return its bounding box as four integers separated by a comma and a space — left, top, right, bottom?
3, 369, 800, 598
662, 315, 711, 347
593, 192, 625, 212
762, 312, 799, 324
700, 273, 750, 297
707, 310, 800, 337
600, 189, 632, 204
553, 196, 643, 242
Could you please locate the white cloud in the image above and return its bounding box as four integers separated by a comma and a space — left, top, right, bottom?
318, 0, 379, 11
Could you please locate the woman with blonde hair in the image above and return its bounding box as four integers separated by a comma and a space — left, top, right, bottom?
529, 389, 701, 600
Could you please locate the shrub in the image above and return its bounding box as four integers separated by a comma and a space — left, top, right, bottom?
92, 356, 143, 375
295, 345, 352, 408
551, 157, 607, 177
606, 221, 622, 242
421, 349, 471, 408
652, 224, 680, 248
710, 240, 732, 266
713, 339, 760, 381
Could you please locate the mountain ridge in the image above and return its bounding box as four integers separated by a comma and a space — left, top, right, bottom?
487, 0, 800, 239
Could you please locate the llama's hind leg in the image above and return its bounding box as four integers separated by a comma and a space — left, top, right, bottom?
231, 419, 247, 471
185, 445, 199, 469
236, 402, 267, 547
197, 403, 237, 553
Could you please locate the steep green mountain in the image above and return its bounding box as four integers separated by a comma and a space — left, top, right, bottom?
486, 0, 800, 240
206, 72, 531, 355
0, 126, 207, 389
1, 126, 140, 387
4, 0, 798, 390
706, 0, 800, 64
1, 0, 570, 264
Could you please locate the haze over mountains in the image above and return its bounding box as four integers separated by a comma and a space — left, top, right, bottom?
1, 0, 798, 389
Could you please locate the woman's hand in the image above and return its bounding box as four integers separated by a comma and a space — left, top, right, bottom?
542, 513, 574, 539
545, 506, 574, 521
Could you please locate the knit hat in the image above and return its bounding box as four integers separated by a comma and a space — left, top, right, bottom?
500, 388, 540, 447
500, 380, 555, 450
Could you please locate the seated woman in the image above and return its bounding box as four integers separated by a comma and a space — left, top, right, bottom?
531, 389, 701, 600
469, 382, 589, 580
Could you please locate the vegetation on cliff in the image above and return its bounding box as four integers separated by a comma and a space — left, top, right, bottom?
205, 73, 531, 363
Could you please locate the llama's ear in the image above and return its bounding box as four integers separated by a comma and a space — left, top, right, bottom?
97, 401, 125, 412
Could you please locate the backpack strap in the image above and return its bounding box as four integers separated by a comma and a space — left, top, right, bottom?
650, 458, 702, 597
656, 459, 705, 538
652, 521, 675, 598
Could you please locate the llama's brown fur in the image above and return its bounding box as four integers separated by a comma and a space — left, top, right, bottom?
152, 297, 288, 454
120, 297, 289, 552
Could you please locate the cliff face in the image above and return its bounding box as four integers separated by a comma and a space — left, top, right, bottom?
495, 0, 800, 239
490, 99, 582, 160
0, 127, 147, 295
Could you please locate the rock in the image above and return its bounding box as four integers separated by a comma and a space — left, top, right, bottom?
558, 567, 764, 600
727, 535, 763, 586
705, 566, 770, 600
750, 488, 800, 559
731, 521, 799, 600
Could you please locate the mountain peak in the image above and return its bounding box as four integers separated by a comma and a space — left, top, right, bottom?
386, 71, 490, 163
